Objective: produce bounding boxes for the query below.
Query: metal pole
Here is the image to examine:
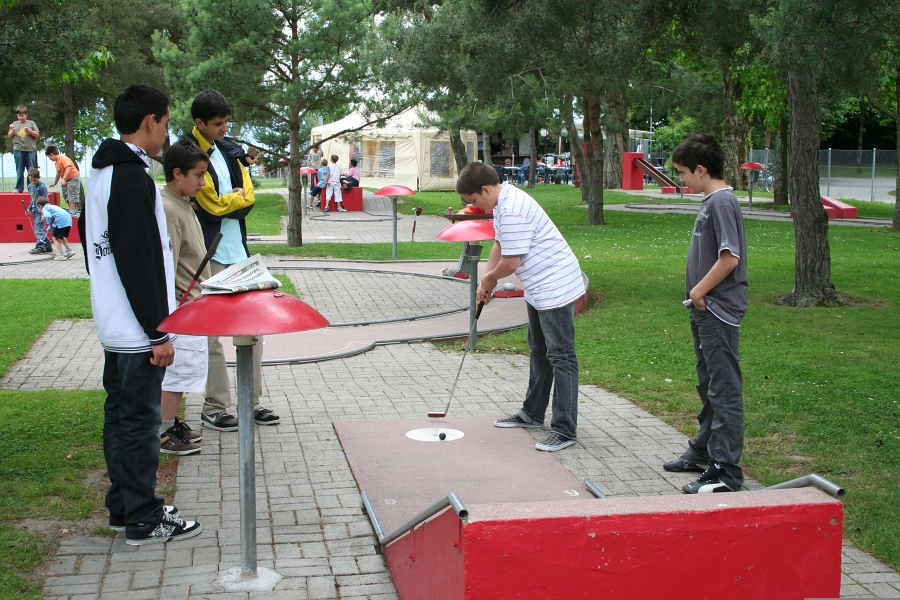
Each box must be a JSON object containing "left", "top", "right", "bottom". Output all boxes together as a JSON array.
[
  {"left": 827, "top": 148, "right": 832, "bottom": 197},
  {"left": 871, "top": 148, "right": 876, "bottom": 202},
  {"left": 391, "top": 197, "right": 398, "bottom": 258},
  {"left": 467, "top": 243, "right": 481, "bottom": 350},
  {"left": 234, "top": 337, "right": 258, "bottom": 577},
  {"left": 748, "top": 178, "right": 753, "bottom": 210}
]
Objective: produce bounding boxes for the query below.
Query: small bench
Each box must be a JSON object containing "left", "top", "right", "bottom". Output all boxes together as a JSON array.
[{"left": 821, "top": 196, "right": 858, "bottom": 219}]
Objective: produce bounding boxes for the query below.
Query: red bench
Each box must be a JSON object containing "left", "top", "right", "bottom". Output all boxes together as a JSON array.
[
  {"left": 323, "top": 186, "right": 363, "bottom": 211},
  {"left": 821, "top": 196, "right": 858, "bottom": 219}
]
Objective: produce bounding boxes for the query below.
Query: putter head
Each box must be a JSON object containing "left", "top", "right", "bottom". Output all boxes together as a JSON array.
[{"left": 427, "top": 411, "right": 446, "bottom": 418}]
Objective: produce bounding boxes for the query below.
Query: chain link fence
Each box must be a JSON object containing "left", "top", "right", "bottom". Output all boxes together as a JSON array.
[{"left": 749, "top": 148, "right": 898, "bottom": 203}]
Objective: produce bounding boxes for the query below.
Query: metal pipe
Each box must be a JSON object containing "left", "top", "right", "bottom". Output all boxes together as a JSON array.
[
  {"left": 391, "top": 197, "right": 398, "bottom": 258},
  {"left": 584, "top": 480, "right": 606, "bottom": 499},
  {"left": 235, "top": 338, "right": 258, "bottom": 576},
  {"left": 765, "top": 474, "right": 845, "bottom": 499},
  {"left": 467, "top": 244, "right": 481, "bottom": 350},
  {"left": 362, "top": 491, "right": 468, "bottom": 547},
  {"left": 871, "top": 148, "right": 876, "bottom": 202},
  {"left": 827, "top": 148, "right": 832, "bottom": 197}
]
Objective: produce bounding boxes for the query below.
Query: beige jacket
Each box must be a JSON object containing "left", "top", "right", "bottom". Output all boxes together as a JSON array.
[{"left": 161, "top": 186, "right": 211, "bottom": 302}]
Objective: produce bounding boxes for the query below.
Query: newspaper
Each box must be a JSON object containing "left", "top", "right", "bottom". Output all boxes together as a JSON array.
[{"left": 200, "top": 254, "right": 281, "bottom": 295}]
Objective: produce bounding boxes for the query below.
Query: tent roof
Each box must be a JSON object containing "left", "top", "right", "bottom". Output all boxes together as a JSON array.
[{"left": 312, "top": 106, "right": 455, "bottom": 137}]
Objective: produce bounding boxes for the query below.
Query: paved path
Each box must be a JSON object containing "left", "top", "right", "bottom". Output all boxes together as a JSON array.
[{"left": 1, "top": 188, "right": 897, "bottom": 598}]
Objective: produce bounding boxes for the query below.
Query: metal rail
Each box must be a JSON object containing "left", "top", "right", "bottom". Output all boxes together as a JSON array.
[
  {"left": 765, "top": 474, "right": 846, "bottom": 499},
  {"left": 361, "top": 491, "right": 468, "bottom": 548}
]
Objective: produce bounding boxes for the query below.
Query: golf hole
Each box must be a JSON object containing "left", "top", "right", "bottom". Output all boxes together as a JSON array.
[{"left": 406, "top": 428, "right": 464, "bottom": 442}]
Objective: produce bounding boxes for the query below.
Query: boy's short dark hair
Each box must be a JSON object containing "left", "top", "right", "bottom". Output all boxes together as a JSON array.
[
  {"left": 456, "top": 162, "right": 499, "bottom": 194},
  {"left": 349, "top": 158, "right": 358, "bottom": 167},
  {"left": 330, "top": 154, "right": 339, "bottom": 162},
  {"left": 36, "top": 197, "right": 49, "bottom": 207},
  {"left": 671, "top": 133, "right": 724, "bottom": 180},
  {"left": 114, "top": 85, "right": 169, "bottom": 135},
  {"left": 320, "top": 158, "right": 328, "bottom": 166},
  {"left": 191, "top": 89, "right": 231, "bottom": 123},
  {"left": 164, "top": 139, "right": 209, "bottom": 182},
  {"left": 45, "top": 146, "right": 59, "bottom": 156},
  {"left": 27, "top": 167, "right": 40, "bottom": 178}
]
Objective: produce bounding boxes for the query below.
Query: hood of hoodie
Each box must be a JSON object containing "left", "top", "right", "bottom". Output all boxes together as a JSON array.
[{"left": 92, "top": 138, "right": 148, "bottom": 170}]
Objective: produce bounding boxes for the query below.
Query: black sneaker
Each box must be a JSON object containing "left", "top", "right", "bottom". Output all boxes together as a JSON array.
[
  {"left": 254, "top": 406, "right": 280, "bottom": 425},
  {"left": 201, "top": 411, "right": 238, "bottom": 432},
  {"left": 173, "top": 416, "right": 201, "bottom": 442},
  {"left": 160, "top": 428, "right": 201, "bottom": 455},
  {"left": 535, "top": 432, "right": 575, "bottom": 452},
  {"left": 125, "top": 512, "right": 202, "bottom": 545},
  {"left": 494, "top": 414, "right": 542, "bottom": 429},
  {"left": 682, "top": 463, "right": 737, "bottom": 494},
  {"left": 663, "top": 456, "right": 708, "bottom": 473},
  {"left": 110, "top": 505, "right": 179, "bottom": 532}
]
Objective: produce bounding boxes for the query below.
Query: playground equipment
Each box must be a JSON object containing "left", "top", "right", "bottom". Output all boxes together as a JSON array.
[{"left": 621, "top": 152, "right": 689, "bottom": 193}]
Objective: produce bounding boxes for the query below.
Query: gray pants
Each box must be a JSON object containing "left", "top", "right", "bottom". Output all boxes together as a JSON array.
[
  {"left": 202, "top": 259, "right": 263, "bottom": 417},
  {"left": 687, "top": 308, "right": 744, "bottom": 489},
  {"left": 63, "top": 177, "right": 81, "bottom": 211}
]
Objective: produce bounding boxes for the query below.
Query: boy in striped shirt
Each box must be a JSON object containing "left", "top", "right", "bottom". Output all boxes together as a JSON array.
[{"left": 458, "top": 162, "right": 585, "bottom": 452}]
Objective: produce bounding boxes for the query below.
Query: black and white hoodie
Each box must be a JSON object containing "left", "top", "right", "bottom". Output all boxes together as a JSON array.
[{"left": 80, "top": 138, "right": 175, "bottom": 353}]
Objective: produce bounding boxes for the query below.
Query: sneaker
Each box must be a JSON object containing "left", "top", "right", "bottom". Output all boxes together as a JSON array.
[
  {"left": 28, "top": 247, "right": 42, "bottom": 254},
  {"left": 663, "top": 456, "right": 708, "bottom": 473},
  {"left": 337, "top": 206, "right": 347, "bottom": 212},
  {"left": 682, "top": 463, "right": 737, "bottom": 494},
  {"left": 64, "top": 249, "right": 76, "bottom": 258},
  {"left": 535, "top": 432, "right": 575, "bottom": 452},
  {"left": 53, "top": 255, "right": 67, "bottom": 261},
  {"left": 125, "top": 512, "right": 202, "bottom": 545},
  {"left": 110, "top": 505, "right": 179, "bottom": 532},
  {"left": 160, "top": 428, "right": 201, "bottom": 455},
  {"left": 494, "top": 414, "right": 542, "bottom": 429},
  {"left": 201, "top": 411, "right": 238, "bottom": 432},
  {"left": 254, "top": 406, "right": 280, "bottom": 425},
  {"left": 323, "top": 205, "right": 330, "bottom": 212},
  {"left": 173, "top": 416, "right": 201, "bottom": 442}
]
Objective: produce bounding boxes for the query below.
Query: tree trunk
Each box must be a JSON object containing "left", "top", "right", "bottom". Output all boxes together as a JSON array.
[
  {"left": 286, "top": 113, "right": 304, "bottom": 247},
  {"left": 856, "top": 98, "right": 865, "bottom": 173},
  {"left": 449, "top": 129, "right": 467, "bottom": 173},
  {"left": 62, "top": 81, "right": 76, "bottom": 159},
  {"left": 585, "top": 93, "right": 605, "bottom": 225},
  {"left": 603, "top": 90, "right": 628, "bottom": 189},
  {"left": 773, "top": 116, "right": 789, "bottom": 206},
  {"left": 482, "top": 132, "right": 491, "bottom": 164},
  {"left": 564, "top": 94, "right": 584, "bottom": 192},
  {"left": 528, "top": 125, "right": 537, "bottom": 188},
  {"left": 723, "top": 72, "right": 749, "bottom": 191},
  {"left": 782, "top": 66, "right": 838, "bottom": 307},
  {"left": 894, "top": 72, "right": 900, "bottom": 231}
]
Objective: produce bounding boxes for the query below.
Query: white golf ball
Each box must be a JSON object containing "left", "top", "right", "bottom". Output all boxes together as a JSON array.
[{"left": 504, "top": 282, "right": 516, "bottom": 291}]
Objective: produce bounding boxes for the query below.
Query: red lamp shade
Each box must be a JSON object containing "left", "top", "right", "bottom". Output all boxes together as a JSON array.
[
  {"left": 739, "top": 162, "right": 764, "bottom": 170},
  {"left": 437, "top": 219, "right": 496, "bottom": 242},
  {"left": 375, "top": 184, "right": 416, "bottom": 196},
  {"left": 159, "top": 290, "right": 330, "bottom": 337},
  {"left": 299, "top": 166, "right": 317, "bottom": 174}
]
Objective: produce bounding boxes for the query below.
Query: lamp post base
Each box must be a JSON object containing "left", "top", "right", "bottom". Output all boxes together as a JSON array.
[{"left": 219, "top": 566, "right": 283, "bottom": 592}]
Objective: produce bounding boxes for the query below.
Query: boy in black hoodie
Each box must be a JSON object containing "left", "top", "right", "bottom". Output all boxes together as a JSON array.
[{"left": 81, "top": 85, "right": 202, "bottom": 545}]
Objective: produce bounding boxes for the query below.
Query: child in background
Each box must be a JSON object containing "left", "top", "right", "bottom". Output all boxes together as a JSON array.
[
  {"left": 37, "top": 197, "right": 75, "bottom": 260},
  {"left": 310, "top": 158, "right": 329, "bottom": 208},
  {"left": 26, "top": 168, "right": 52, "bottom": 254},
  {"left": 324, "top": 154, "right": 344, "bottom": 212},
  {"left": 341, "top": 158, "right": 360, "bottom": 191},
  {"left": 46, "top": 146, "right": 81, "bottom": 213}
]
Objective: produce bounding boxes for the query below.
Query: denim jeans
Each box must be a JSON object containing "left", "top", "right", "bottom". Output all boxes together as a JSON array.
[
  {"left": 688, "top": 308, "right": 744, "bottom": 489},
  {"left": 31, "top": 213, "right": 51, "bottom": 250},
  {"left": 102, "top": 350, "right": 165, "bottom": 535},
  {"left": 518, "top": 301, "right": 579, "bottom": 440},
  {"left": 14, "top": 150, "right": 37, "bottom": 192}
]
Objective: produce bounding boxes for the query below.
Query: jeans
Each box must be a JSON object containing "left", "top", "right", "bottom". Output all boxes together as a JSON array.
[
  {"left": 102, "top": 350, "right": 165, "bottom": 535},
  {"left": 687, "top": 308, "right": 744, "bottom": 489},
  {"left": 519, "top": 301, "right": 579, "bottom": 440},
  {"left": 31, "top": 213, "right": 51, "bottom": 250},
  {"left": 14, "top": 150, "right": 37, "bottom": 192}
]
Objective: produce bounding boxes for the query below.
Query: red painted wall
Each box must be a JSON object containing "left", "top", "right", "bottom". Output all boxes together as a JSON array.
[{"left": 621, "top": 152, "right": 646, "bottom": 190}]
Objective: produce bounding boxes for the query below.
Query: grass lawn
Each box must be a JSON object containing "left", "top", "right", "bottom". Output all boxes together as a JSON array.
[{"left": 245, "top": 192, "right": 288, "bottom": 236}]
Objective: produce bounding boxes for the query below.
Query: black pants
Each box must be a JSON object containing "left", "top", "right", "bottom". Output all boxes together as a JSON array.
[{"left": 102, "top": 350, "right": 165, "bottom": 535}]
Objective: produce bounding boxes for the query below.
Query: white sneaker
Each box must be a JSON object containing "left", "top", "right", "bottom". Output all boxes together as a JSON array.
[
  {"left": 64, "top": 249, "right": 76, "bottom": 258},
  {"left": 337, "top": 206, "right": 347, "bottom": 212},
  {"left": 53, "top": 255, "right": 67, "bottom": 261}
]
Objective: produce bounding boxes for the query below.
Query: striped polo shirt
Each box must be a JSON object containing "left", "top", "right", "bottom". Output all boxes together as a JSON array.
[{"left": 494, "top": 184, "right": 584, "bottom": 310}]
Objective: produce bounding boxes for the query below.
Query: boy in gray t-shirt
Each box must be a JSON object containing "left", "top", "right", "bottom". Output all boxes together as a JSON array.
[{"left": 665, "top": 134, "right": 749, "bottom": 494}]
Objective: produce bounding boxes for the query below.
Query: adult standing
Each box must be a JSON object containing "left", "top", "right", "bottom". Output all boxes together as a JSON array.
[{"left": 7, "top": 106, "right": 40, "bottom": 192}]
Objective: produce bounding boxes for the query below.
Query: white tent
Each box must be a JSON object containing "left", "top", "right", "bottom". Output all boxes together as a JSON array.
[{"left": 310, "top": 107, "right": 478, "bottom": 191}]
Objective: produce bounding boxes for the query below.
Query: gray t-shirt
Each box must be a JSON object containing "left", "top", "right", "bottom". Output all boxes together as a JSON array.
[
  {"left": 10, "top": 119, "right": 39, "bottom": 152},
  {"left": 685, "top": 187, "right": 748, "bottom": 326}
]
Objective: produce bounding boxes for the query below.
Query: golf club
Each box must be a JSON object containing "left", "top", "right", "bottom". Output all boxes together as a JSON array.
[
  {"left": 179, "top": 232, "right": 223, "bottom": 306},
  {"left": 428, "top": 301, "right": 484, "bottom": 418},
  {"left": 411, "top": 206, "right": 422, "bottom": 241}
]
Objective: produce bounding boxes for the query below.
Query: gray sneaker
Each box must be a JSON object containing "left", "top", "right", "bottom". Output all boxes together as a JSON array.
[
  {"left": 494, "top": 414, "right": 542, "bottom": 428},
  {"left": 535, "top": 432, "right": 575, "bottom": 452},
  {"left": 160, "top": 427, "right": 201, "bottom": 455},
  {"left": 201, "top": 411, "right": 238, "bottom": 432}
]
